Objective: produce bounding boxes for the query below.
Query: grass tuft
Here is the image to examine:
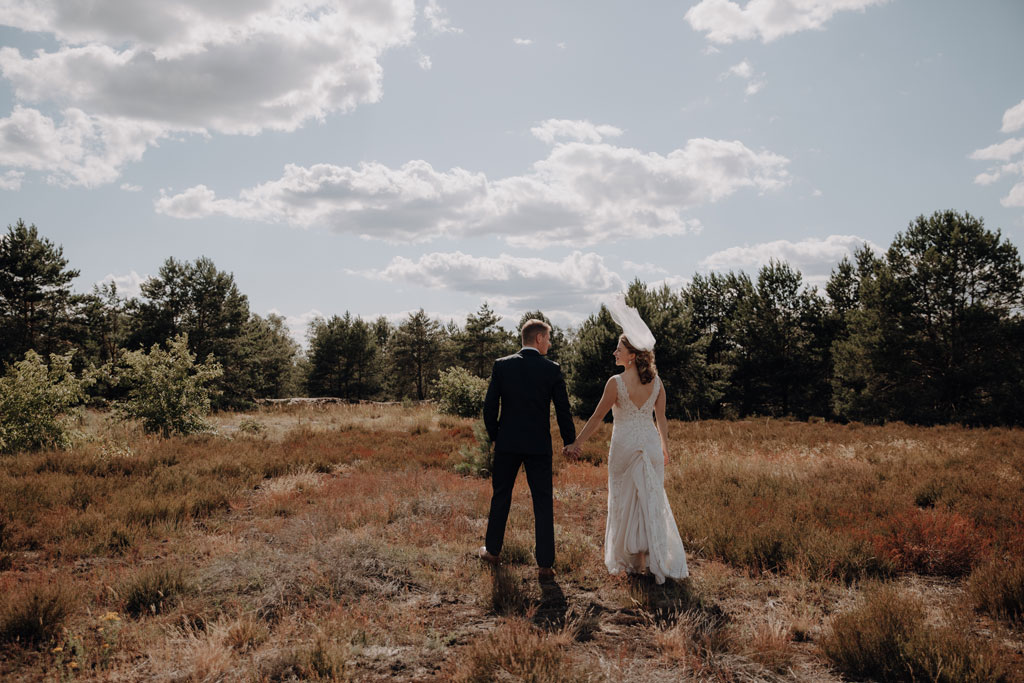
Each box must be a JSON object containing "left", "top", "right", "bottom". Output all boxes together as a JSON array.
[
  {"left": 122, "top": 565, "right": 190, "bottom": 616},
  {"left": 453, "top": 617, "right": 581, "bottom": 683},
  {"left": 968, "top": 557, "right": 1024, "bottom": 625},
  {"left": 821, "top": 585, "right": 1009, "bottom": 682},
  {"left": 0, "top": 582, "right": 75, "bottom": 647}
]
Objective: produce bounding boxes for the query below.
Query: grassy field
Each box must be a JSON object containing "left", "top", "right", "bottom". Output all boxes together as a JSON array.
[{"left": 1, "top": 404, "right": 1023, "bottom": 681}]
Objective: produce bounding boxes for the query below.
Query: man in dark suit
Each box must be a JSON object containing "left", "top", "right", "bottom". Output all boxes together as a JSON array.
[{"left": 479, "top": 319, "right": 576, "bottom": 578}]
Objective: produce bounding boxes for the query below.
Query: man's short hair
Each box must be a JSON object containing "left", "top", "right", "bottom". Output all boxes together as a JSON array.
[{"left": 521, "top": 319, "right": 552, "bottom": 345}]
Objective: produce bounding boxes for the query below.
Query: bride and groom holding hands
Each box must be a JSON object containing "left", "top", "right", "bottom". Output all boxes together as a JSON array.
[{"left": 478, "top": 296, "right": 689, "bottom": 584}]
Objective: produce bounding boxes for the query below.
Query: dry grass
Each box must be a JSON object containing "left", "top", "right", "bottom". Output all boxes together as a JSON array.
[
  {"left": 821, "top": 584, "right": 1011, "bottom": 682},
  {"left": 0, "top": 406, "right": 1022, "bottom": 680},
  {"left": 969, "top": 558, "right": 1024, "bottom": 625}
]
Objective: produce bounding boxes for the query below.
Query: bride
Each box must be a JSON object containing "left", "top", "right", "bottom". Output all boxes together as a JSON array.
[{"left": 566, "top": 295, "right": 688, "bottom": 584}]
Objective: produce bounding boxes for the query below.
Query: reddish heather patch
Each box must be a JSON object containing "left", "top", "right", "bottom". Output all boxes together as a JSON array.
[{"left": 872, "top": 508, "right": 991, "bottom": 577}]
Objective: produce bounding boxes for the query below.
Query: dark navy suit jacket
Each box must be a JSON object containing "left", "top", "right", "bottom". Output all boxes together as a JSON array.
[{"left": 483, "top": 348, "right": 576, "bottom": 456}]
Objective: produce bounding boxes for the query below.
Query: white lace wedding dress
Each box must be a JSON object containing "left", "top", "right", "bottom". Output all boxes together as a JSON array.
[{"left": 605, "top": 374, "right": 689, "bottom": 584}]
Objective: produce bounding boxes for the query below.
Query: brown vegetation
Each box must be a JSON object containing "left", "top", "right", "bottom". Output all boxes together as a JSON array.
[{"left": 1, "top": 404, "right": 1022, "bottom": 680}]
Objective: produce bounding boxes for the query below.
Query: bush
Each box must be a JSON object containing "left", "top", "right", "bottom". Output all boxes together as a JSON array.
[
  {"left": 114, "top": 334, "right": 223, "bottom": 438},
  {"left": 871, "top": 508, "right": 987, "bottom": 577},
  {"left": 454, "top": 420, "right": 493, "bottom": 477},
  {"left": 0, "top": 351, "right": 86, "bottom": 454},
  {"left": 969, "top": 558, "right": 1024, "bottom": 625},
  {"left": 435, "top": 366, "right": 488, "bottom": 418},
  {"left": 0, "top": 582, "right": 75, "bottom": 647},
  {"left": 821, "top": 585, "right": 1008, "bottom": 682}
]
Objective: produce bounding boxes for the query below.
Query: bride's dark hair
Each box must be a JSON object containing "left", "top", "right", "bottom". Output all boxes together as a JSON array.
[{"left": 620, "top": 334, "right": 656, "bottom": 385}]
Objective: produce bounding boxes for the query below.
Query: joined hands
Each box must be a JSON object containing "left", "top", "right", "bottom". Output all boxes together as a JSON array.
[{"left": 562, "top": 442, "right": 583, "bottom": 460}]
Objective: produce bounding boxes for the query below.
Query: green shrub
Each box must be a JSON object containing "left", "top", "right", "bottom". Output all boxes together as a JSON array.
[
  {"left": 821, "top": 585, "right": 1008, "bottom": 682},
  {"left": 114, "top": 334, "right": 223, "bottom": 438},
  {"left": 0, "top": 351, "right": 87, "bottom": 454},
  {"left": 454, "top": 420, "right": 493, "bottom": 477},
  {"left": 435, "top": 366, "right": 488, "bottom": 418}
]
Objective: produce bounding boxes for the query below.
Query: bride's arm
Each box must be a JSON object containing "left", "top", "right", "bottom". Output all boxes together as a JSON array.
[
  {"left": 654, "top": 382, "right": 670, "bottom": 464},
  {"left": 569, "top": 378, "right": 617, "bottom": 452}
]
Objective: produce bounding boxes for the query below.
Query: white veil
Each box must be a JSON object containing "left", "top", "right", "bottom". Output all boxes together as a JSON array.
[{"left": 605, "top": 293, "right": 655, "bottom": 351}]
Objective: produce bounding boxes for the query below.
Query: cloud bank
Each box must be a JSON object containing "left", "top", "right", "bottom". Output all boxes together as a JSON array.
[
  {"left": 156, "top": 123, "right": 791, "bottom": 247},
  {"left": 686, "top": 0, "right": 889, "bottom": 44},
  {"left": 971, "top": 98, "right": 1024, "bottom": 208},
  {"left": 0, "top": 0, "right": 417, "bottom": 185},
  {"left": 700, "top": 234, "right": 880, "bottom": 286}
]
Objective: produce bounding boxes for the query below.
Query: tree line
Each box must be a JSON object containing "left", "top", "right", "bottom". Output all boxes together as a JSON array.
[{"left": 2, "top": 209, "right": 1022, "bottom": 426}]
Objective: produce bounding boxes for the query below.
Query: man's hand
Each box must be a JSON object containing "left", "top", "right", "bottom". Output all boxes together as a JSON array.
[{"left": 563, "top": 443, "right": 582, "bottom": 460}]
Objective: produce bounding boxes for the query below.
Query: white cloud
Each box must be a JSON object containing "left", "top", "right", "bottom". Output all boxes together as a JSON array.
[
  {"left": 727, "top": 60, "right": 753, "bottom": 79},
  {"left": 700, "top": 234, "right": 880, "bottom": 286},
  {"left": 120, "top": 182, "right": 142, "bottom": 192},
  {"left": 350, "top": 250, "right": 625, "bottom": 311},
  {"left": 0, "top": 106, "right": 165, "bottom": 187},
  {"left": 1003, "top": 181, "right": 1024, "bottom": 208},
  {"left": 970, "top": 137, "right": 1024, "bottom": 162},
  {"left": 1001, "top": 99, "right": 1024, "bottom": 133},
  {"left": 530, "top": 119, "right": 624, "bottom": 144},
  {"left": 418, "top": 53, "right": 433, "bottom": 70},
  {"left": 557, "top": 42, "right": 567, "bottom": 49},
  {"left": 0, "top": 170, "right": 24, "bottom": 190},
  {"left": 622, "top": 261, "right": 670, "bottom": 276},
  {"left": 0, "top": 0, "right": 416, "bottom": 185},
  {"left": 423, "top": 0, "right": 462, "bottom": 34},
  {"left": 267, "top": 307, "right": 325, "bottom": 346},
  {"left": 155, "top": 131, "right": 790, "bottom": 247},
  {"left": 686, "top": 0, "right": 890, "bottom": 44},
  {"left": 513, "top": 37, "right": 533, "bottom": 45},
  {"left": 972, "top": 100, "right": 1024, "bottom": 209},
  {"left": 96, "top": 270, "right": 147, "bottom": 298},
  {"left": 722, "top": 59, "right": 766, "bottom": 96},
  {"left": 745, "top": 79, "right": 766, "bottom": 96}
]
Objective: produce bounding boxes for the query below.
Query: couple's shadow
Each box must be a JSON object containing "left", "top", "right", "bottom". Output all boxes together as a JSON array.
[{"left": 488, "top": 565, "right": 568, "bottom": 624}]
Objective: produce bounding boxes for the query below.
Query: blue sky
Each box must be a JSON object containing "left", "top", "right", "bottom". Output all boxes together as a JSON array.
[{"left": 1, "top": 0, "right": 1022, "bottom": 343}]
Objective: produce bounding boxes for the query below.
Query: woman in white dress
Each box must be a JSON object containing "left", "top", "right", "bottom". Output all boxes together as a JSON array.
[{"left": 567, "top": 298, "right": 688, "bottom": 584}]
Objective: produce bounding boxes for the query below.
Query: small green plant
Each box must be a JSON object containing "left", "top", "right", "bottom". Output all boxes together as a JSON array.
[
  {"left": 435, "top": 366, "right": 488, "bottom": 418},
  {"left": 0, "top": 350, "right": 87, "bottom": 454},
  {"left": 237, "top": 417, "right": 266, "bottom": 435},
  {"left": 113, "top": 334, "right": 223, "bottom": 438},
  {"left": 454, "top": 419, "right": 493, "bottom": 477}
]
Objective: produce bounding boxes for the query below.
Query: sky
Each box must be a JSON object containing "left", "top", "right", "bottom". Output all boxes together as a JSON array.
[{"left": 1, "top": 0, "right": 1022, "bottom": 344}]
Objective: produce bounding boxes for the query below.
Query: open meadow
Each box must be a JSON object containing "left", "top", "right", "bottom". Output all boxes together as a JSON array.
[{"left": 1, "top": 404, "right": 1023, "bottom": 681}]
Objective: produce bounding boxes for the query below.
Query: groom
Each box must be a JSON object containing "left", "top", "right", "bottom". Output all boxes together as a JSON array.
[{"left": 479, "top": 319, "right": 576, "bottom": 578}]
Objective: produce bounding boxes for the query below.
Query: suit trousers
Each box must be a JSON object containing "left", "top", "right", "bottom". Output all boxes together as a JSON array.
[{"left": 484, "top": 451, "right": 554, "bottom": 568}]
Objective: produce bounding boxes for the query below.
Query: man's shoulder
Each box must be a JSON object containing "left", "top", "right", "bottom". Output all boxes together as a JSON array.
[{"left": 495, "top": 352, "right": 523, "bottom": 364}]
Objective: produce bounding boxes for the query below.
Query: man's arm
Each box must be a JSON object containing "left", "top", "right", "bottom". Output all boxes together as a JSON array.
[
  {"left": 483, "top": 361, "right": 501, "bottom": 444},
  {"left": 551, "top": 365, "right": 576, "bottom": 447}
]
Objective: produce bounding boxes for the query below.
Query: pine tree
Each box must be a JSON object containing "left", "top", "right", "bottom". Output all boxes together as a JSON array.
[
  {"left": 0, "top": 220, "right": 81, "bottom": 365},
  {"left": 388, "top": 309, "right": 444, "bottom": 400}
]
